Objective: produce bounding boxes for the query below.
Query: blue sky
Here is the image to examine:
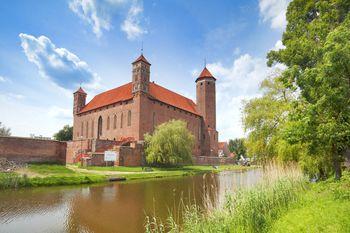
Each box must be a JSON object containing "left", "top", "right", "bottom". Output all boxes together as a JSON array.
[{"left": 0, "top": 0, "right": 289, "bottom": 141}]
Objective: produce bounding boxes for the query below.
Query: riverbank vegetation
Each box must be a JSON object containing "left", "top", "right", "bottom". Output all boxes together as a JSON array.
[
  {"left": 0, "top": 164, "right": 252, "bottom": 189},
  {"left": 242, "top": 0, "right": 350, "bottom": 180},
  {"left": 145, "top": 164, "right": 350, "bottom": 233}
]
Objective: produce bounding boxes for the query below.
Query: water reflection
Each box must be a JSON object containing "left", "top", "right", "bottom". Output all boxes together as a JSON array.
[{"left": 0, "top": 169, "right": 261, "bottom": 233}]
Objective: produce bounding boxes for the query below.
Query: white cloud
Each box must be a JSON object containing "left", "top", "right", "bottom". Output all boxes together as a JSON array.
[
  {"left": 207, "top": 54, "right": 283, "bottom": 141},
  {"left": 69, "top": 0, "right": 146, "bottom": 40},
  {"left": 259, "top": 0, "right": 290, "bottom": 29},
  {"left": 48, "top": 106, "right": 72, "bottom": 119},
  {"left": 19, "top": 33, "right": 101, "bottom": 91},
  {"left": 121, "top": 2, "right": 146, "bottom": 40},
  {"left": 0, "top": 76, "right": 6, "bottom": 82},
  {"left": 272, "top": 40, "right": 285, "bottom": 51}
]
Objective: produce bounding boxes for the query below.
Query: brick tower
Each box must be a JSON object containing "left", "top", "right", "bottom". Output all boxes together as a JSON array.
[
  {"left": 73, "top": 87, "right": 87, "bottom": 115},
  {"left": 132, "top": 54, "right": 151, "bottom": 94},
  {"left": 196, "top": 67, "right": 218, "bottom": 156}
]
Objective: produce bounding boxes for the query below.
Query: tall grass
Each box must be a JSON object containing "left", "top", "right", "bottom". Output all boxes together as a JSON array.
[{"left": 145, "top": 162, "right": 307, "bottom": 233}]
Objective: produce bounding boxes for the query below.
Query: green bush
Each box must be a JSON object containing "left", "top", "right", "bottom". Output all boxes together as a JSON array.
[{"left": 145, "top": 120, "right": 194, "bottom": 167}]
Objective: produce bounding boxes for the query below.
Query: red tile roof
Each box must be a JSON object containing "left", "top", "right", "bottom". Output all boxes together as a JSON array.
[
  {"left": 196, "top": 67, "right": 216, "bottom": 82},
  {"left": 79, "top": 83, "right": 133, "bottom": 113},
  {"left": 149, "top": 82, "right": 199, "bottom": 115},
  {"left": 79, "top": 82, "right": 200, "bottom": 116},
  {"left": 132, "top": 54, "right": 151, "bottom": 65}
]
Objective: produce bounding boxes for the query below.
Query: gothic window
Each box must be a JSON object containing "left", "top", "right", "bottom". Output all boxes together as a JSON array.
[
  {"left": 97, "top": 116, "right": 102, "bottom": 139},
  {"left": 120, "top": 113, "right": 123, "bottom": 128},
  {"left": 91, "top": 120, "right": 94, "bottom": 138},
  {"left": 81, "top": 122, "right": 84, "bottom": 138},
  {"left": 107, "top": 116, "right": 110, "bottom": 130},
  {"left": 127, "top": 110, "right": 131, "bottom": 126},
  {"left": 113, "top": 115, "right": 117, "bottom": 129},
  {"left": 152, "top": 112, "right": 156, "bottom": 132},
  {"left": 86, "top": 121, "right": 89, "bottom": 138}
]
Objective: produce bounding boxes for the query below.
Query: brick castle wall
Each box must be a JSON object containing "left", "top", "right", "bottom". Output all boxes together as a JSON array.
[{"left": 0, "top": 136, "right": 66, "bottom": 164}]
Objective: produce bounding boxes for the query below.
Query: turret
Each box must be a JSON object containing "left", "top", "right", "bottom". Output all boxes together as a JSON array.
[
  {"left": 132, "top": 54, "right": 151, "bottom": 94},
  {"left": 196, "top": 67, "right": 216, "bottom": 129},
  {"left": 73, "top": 87, "right": 86, "bottom": 115}
]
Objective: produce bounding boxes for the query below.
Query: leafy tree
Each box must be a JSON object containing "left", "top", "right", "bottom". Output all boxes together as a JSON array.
[
  {"left": 53, "top": 125, "right": 73, "bottom": 141},
  {"left": 144, "top": 120, "right": 194, "bottom": 167},
  {"left": 267, "top": 0, "right": 350, "bottom": 179},
  {"left": 228, "top": 138, "right": 247, "bottom": 159},
  {"left": 0, "top": 122, "right": 11, "bottom": 136}
]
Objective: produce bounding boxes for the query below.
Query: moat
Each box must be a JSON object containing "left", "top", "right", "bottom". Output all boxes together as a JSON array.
[{"left": 0, "top": 169, "right": 261, "bottom": 233}]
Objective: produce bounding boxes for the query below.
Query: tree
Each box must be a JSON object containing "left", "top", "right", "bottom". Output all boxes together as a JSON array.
[
  {"left": 53, "top": 125, "right": 73, "bottom": 141},
  {"left": 228, "top": 138, "right": 247, "bottom": 159},
  {"left": 144, "top": 120, "right": 194, "bottom": 167},
  {"left": 267, "top": 0, "right": 350, "bottom": 179},
  {"left": 0, "top": 122, "right": 11, "bottom": 137}
]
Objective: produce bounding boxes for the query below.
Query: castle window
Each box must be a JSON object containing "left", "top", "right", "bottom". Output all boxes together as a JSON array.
[
  {"left": 120, "top": 113, "right": 123, "bottom": 128},
  {"left": 207, "top": 82, "right": 210, "bottom": 85},
  {"left": 86, "top": 121, "right": 89, "bottom": 138},
  {"left": 201, "top": 83, "right": 203, "bottom": 86},
  {"left": 128, "top": 110, "right": 131, "bottom": 126},
  {"left": 113, "top": 115, "right": 117, "bottom": 129},
  {"left": 97, "top": 116, "right": 102, "bottom": 139},
  {"left": 91, "top": 120, "right": 94, "bottom": 138},
  {"left": 152, "top": 112, "right": 156, "bottom": 132},
  {"left": 81, "top": 122, "right": 84, "bottom": 138},
  {"left": 107, "top": 116, "right": 110, "bottom": 130}
]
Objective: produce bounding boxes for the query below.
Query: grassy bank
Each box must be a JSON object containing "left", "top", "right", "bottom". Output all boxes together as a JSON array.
[
  {"left": 0, "top": 164, "right": 252, "bottom": 189},
  {"left": 145, "top": 165, "right": 350, "bottom": 233}
]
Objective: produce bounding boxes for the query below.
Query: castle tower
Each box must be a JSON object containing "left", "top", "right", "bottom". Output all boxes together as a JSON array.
[
  {"left": 196, "top": 67, "right": 216, "bottom": 129},
  {"left": 132, "top": 54, "right": 151, "bottom": 94},
  {"left": 73, "top": 87, "right": 87, "bottom": 115},
  {"left": 196, "top": 67, "right": 218, "bottom": 156}
]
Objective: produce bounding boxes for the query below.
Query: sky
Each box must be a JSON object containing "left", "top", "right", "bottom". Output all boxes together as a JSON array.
[{"left": 0, "top": 0, "right": 289, "bottom": 141}]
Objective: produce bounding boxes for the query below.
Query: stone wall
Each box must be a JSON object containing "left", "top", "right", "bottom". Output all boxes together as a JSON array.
[
  {"left": 193, "top": 156, "right": 235, "bottom": 166},
  {"left": 0, "top": 136, "right": 66, "bottom": 164}
]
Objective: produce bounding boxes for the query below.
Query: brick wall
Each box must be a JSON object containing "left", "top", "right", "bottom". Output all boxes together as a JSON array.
[{"left": 0, "top": 136, "right": 66, "bottom": 164}]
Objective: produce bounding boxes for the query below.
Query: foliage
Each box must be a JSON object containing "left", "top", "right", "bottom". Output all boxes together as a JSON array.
[
  {"left": 0, "top": 122, "right": 11, "bottom": 137},
  {"left": 53, "top": 125, "right": 73, "bottom": 141},
  {"left": 144, "top": 120, "right": 194, "bottom": 167},
  {"left": 244, "top": 0, "right": 350, "bottom": 179},
  {"left": 228, "top": 138, "right": 247, "bottom": 158}
]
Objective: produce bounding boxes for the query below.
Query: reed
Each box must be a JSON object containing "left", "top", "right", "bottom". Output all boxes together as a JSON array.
[{"left": 145, "top": 162, "right": 307, "bottom": 233}]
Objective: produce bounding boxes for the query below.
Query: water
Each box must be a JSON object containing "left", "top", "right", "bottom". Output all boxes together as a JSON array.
[{"left": 0, "top": 169, "right": 261, "bottom": 233}]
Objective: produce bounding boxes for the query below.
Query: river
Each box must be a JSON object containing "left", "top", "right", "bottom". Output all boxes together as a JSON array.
[{"left": 0, "top": 169, "right": 262, "bottom": 233}]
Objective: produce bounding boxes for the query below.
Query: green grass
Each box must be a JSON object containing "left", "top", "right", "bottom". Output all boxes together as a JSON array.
[
  {"left": 28, "top": 164, "right": 75, "bottom": 174},
  {"left": 0, "top": 164, "right": 252, "bottom": 189},
  {"left": 270, "top": 171, "right": 350, "bottom": 233}
]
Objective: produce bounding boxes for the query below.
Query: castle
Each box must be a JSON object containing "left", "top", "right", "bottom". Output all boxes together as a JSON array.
[{"left": 72, "top": 54, "right": 218, "bottom": 158}]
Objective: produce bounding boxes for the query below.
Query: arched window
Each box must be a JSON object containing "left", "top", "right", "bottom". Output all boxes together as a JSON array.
[
  {"left": 113, "top": 115, "right": 117, "bottom": 129},
  {"left": 127, "top": 110, "right": 131, "bottom": 126},
  {"left": 91, "top": 120, "right": 94, "bottom": 138},
  {"left": 107, "top": 116, "right": 110, "bottom": 130},
  {"left": 86, "top": 121, "right": 89, "bottom": 138},
  {"left": 120, "top": 113, "right": 123, "bottom": 128},
  {"left": 97, "top": 116, "right": 103, "bottom": 139},
  {"left": 81, "top": 122, "right": 84, "bottom": 138},
  {"left": 152, "top": 112, "right": 156, "bottom": 132}
]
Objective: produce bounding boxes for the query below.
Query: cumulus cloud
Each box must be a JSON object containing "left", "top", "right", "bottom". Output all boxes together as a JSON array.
[
  {"left": 19, "top": 33, "right": 101, "bottom": 90},
  {"left": 121, "top": 2, "right": 146, "bottom": 40},
  {"left": 206, "top": 54, "right": 284, "bottom": 141},
  {"left": 0, "top": 76, "right": 6, "bottom": 82},
  {"left": 69, "top": 0, "right": 146, "bottom": 40},
  {"left": 259, "top": 0, "right": 290, "bottom": 29},
  {"left": 272, "top": 40, "right": 286, "bottom": 51}
]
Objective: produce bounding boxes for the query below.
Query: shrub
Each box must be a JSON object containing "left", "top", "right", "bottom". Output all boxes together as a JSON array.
[{"left": 145, "top": 120, "right": 194, "bottom": 167}]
